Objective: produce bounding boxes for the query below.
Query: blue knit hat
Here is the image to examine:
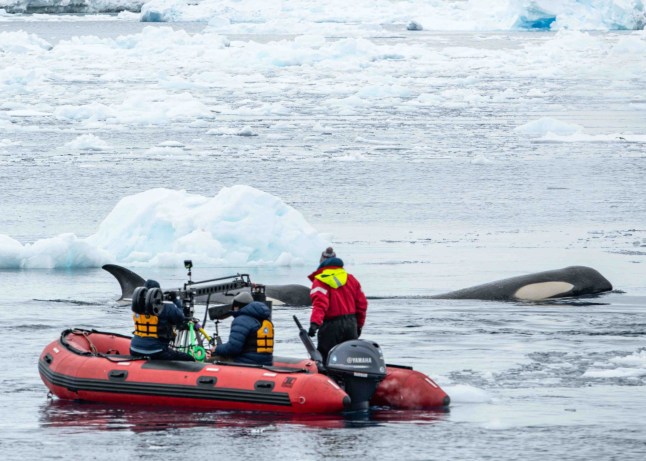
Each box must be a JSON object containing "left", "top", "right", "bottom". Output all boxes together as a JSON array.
[{"left": 144, "top": 279, "right": 161, "bottom": 289}]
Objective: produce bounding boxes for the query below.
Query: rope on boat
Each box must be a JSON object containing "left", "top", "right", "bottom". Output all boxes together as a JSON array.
[
  {"left": 78, "top": 329, "right": 98, "bottom": 355},
  {"left": 61, "top": 328, "right": 148, "bottom": 362}
]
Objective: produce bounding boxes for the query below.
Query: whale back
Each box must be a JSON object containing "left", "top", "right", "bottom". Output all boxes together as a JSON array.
[{"left": 432, "top": 266, "right": 612, "bottom": 301}]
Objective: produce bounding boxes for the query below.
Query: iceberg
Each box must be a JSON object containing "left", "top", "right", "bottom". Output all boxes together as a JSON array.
[
  {"left": 0, "top": 186, "right": 329, "bottom": 269},
  {"left": 1, "top": 0, "right": 644, "bottom": 31},
  {"left": 0, "top": 0, "right": 142, "bottom": 14}
]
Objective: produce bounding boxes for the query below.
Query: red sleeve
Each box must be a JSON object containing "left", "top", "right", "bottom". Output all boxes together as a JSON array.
[
  {"left": 309, "top": 279, "right": 330, "bottom": 326},
  {"left": 351, "top": 276, "right": 368, "bottom": 328}
]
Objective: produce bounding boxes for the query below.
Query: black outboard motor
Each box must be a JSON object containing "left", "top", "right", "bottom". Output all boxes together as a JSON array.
[{"left": 325, "top": 340, "right": 387, "bottom": 412}]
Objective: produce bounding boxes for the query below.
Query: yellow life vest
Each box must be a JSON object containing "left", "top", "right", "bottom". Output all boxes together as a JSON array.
[
  {"left": 244, "top": 319, "right": 274, "bottom": 354},
  {"left": 314, "top": 267, "right": 348, "bottom": 289},
  {"left": 133, "top": 313, "right": 173, "bottom": 340}
]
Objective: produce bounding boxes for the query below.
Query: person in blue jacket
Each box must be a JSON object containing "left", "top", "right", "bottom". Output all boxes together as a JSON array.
[
  {"left": 130, "top": 279, "right": 195, "bottom": 361},
  {"left": 212, "top": 292, "right": 274, "bottom": 366}
]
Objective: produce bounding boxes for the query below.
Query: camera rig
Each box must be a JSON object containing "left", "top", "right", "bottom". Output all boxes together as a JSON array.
[
  {"left": 179, "top": 273, "right": 252, "bottom": 318},
  {"left": 171, "top": 260, "right": 270, "bottom": 360},
  {"left": 129, "top": 260, "right": 271, "bottom": 361},
  {"left": 174, "top": 259, "right": 270, "bottom": 319}
]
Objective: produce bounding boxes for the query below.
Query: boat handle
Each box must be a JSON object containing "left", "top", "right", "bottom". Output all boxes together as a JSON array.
[
  {"left": 197, "top": 376, "right": 217, "bottom": 386},
  {"left": 108, "top": 370, "right": 128, "bottom": 381},
  {"left": 254, "top": 380, "right": 275, "bottom": 392}
]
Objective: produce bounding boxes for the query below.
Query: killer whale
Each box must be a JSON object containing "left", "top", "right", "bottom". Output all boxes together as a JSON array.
[
  {"left": 103, "top": 264, "right": 612, "bottom": 306},
  {"left": 430, "top": 266, "right": 613, "bottom": 301}
]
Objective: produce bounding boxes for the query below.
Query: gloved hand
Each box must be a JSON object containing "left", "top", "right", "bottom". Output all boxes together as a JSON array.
[
  {"left": 308, "top": 323, "right": 319, "bottom": 337},
  {"left": 357, "top": 327, "right": 362, "bottom": 337}
]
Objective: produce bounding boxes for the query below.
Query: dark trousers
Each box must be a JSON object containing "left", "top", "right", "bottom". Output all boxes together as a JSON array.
[
  {"left": 317, "top": 315, "right": 358, "bottom": 364},
  {"left": 130, "top": 347, "right": 195, "bottom": 362}
]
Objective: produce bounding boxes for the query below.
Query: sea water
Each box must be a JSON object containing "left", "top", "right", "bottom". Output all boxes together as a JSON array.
[{"left": 1, "top": 16, "right": 645, "bottom": 461}]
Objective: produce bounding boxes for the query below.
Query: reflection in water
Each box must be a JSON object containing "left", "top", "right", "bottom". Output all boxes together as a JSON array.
[{"left": 40, "top": 400, "right": 449, "bottom": 433}]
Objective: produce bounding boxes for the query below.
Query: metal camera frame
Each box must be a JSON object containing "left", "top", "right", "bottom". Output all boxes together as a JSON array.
[{"left": 167, "top": 262, "right": 268, "bottom": 361}]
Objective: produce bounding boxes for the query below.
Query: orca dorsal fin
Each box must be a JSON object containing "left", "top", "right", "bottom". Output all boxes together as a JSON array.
[{"left": 102, "top": 264, "right": 146, "bottom": 302}]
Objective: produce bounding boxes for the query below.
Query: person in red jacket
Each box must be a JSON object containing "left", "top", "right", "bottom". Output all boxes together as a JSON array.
[{"left": 308, "top": 247, "right": 368, "bottom": 363}]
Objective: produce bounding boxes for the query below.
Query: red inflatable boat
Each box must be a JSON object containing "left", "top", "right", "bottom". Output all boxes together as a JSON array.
[{"left": 39, "top": 329, "right": 450, "bottom": 414}]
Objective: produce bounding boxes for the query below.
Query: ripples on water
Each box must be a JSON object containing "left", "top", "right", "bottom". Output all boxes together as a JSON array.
[{"left": 2, "top": 279, "right": 644, "bottom": 460}]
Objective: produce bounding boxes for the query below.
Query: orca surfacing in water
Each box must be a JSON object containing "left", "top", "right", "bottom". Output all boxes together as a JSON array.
[
  {"left": 430, "top": 266, "right": 612, "bottom": 301},
  {"left": 103, "top": 264, "right": 612, "bottom": 305}
]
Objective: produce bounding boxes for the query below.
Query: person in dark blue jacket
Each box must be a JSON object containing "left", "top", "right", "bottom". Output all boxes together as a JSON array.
[
  {"left": 130, "top": 279, "right": 195, "bottom": 361},
  {"left": 212, "top": 292, "right": 274, "bottom": 366}
]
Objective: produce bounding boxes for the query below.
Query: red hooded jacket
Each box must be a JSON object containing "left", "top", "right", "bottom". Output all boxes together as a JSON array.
[{"left": 308, "top": 265, "right": 368, "bottom": 328}]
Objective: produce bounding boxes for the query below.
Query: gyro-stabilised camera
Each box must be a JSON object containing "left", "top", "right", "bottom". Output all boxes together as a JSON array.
[{"left": 184, "top": 260, "right": 193, "bottom": 269}]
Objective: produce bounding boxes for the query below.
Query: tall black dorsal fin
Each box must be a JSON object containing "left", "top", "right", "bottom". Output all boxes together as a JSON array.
[{"left": 102, "top": 264, "right": 146, "bottom": 301}]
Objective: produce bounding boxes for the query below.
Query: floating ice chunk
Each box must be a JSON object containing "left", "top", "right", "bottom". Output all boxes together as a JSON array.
[
  {"left": 157, "top": 140, "right": 185, "bottom": 148},
  {"left": 141, "top": 0, "right": 182, "bottom": 23},
  {"left": 611, "top": 34, "right": 646, "bottom": 55},
  {"left": 0, "top": 30, "right": 52, "bottom": 53},
  {"left": 612, "top": 350, "right": 646, "bottom": 366},
  {"left": 237, "top": 126, "right": 257, "bottom": 136},
  {"left": 584, "top": 368, "right": 646, "bottom": 378},
  {"left": 471, "top": 155, "right": 493, "bottom": 165},
  {"left": 66, "top": 134, "right": 111, "bottom": 151},
  {"left": 583, "top": 350, "right": 646, "bottom": 378},
  {"left": 0, "top": 233, "right": 109, "bottom": 269},
  {"left": 514, "top": 117, "right": 583, "bottom": 136},
  {"left": 355, "top": 84, "right": 412, "bottom": 100},
  {"left": 407, "top": 20, "right": 424, "bottom": 31},
  {"left": 513, "top": 3, "right": 557, "bottom": 30},
  {"left": 0, "top": 138, "right": 20, "bottom": 149},
  {"left": 542, "top": 132, "right": 646, "bottom": 143},
  {"left": 0, "top": 235, "right": 22, "bottom": 268}
]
